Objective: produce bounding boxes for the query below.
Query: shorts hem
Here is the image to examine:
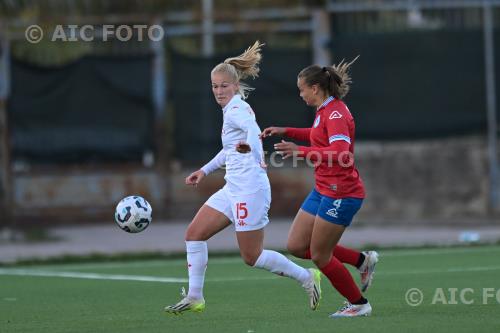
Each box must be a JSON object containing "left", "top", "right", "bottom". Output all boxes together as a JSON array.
[
  {"left": 235, "top": 220, "right": 269, "bottom": 232},
  {"left": 204, "top": 202, "right": 234, "bottom": 223},
  {"left": 317, "top": 213, "right": 352, "bottom": 227},
  {"left": 300, "top": 206, "right": 318, "bottom": 217}
]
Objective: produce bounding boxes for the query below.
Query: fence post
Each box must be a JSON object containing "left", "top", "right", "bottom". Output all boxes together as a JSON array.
[
  {"left": 312, "top": 9, "right": 331, "bottom": 66},
  {"left": 0, "top": 36, "right": 12, "bottom": 227},
  {"left": 150, "top": 25, "right": 170, "bottom": 217},
  {"left": 202, "top": 0, "right": 214, "bottom": 57},
  {"left": 483, "top": 2, "right": 499, "bottom": 212}
]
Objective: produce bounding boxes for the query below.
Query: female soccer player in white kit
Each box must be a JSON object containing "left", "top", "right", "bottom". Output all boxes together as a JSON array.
[{"left": 165, "top": 41, "right": 321, "bottom": 315}]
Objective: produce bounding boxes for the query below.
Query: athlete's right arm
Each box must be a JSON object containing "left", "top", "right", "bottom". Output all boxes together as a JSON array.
[
  {"left": 261, "top": 127, "right": 311, "bottom": 142},
  {"left": 283, "top": 127, "right": 311, "bottom": 142},
  {"left": 186, "top": 149, "right": 226, "bottom": 186},
  {"left": 260, "top": 126, "right": 286, "bottom": 138},
  {"left": 200, "top": 149, "right": 226, "bottom": 175}
]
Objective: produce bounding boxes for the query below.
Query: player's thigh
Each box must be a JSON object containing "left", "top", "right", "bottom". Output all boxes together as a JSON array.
[
  {"left": 231, "top": 189, "right": 269, "bottom": 265},
  {"left": 310, "top": 195, "right": 363, "bottom": 266},
  {"left": 286, "top": 209, "right": 316, "bottom": 257},
  {"left": 310, "top": 216, "right": 346, "bottom": 267},
  {"left": 236, "top": 228, "right": 264, "bottom": 266},
  {"left": 229, "top": 188, "right": 271, "bottom": 232},
  {"left": 287, "top": 189, "right": 322, "bottom": 256},
  {"left": 185, "top": 204, "right": 231, "bottom": 241}
]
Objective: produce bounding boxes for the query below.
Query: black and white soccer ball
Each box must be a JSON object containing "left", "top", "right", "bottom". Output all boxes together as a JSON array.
[{"left": 114, "top": 196, "right": 152, "bottom": 233}]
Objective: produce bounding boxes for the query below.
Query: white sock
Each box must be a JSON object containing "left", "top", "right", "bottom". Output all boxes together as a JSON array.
[
  {"left": 253, "top": 249, "right": 310, "bottom": 285},
  {"left": 186, "top": 241, "right": 208, "bottom": 300}
]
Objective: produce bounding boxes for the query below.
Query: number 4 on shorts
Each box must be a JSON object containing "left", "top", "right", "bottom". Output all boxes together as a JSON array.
[{"left": 333, "top": 199, "right": 342, "bottom": 209}]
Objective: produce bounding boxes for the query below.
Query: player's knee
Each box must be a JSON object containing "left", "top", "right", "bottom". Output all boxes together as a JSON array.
[
  {"left": 184, "top": 224, "right": 206, "bottom": 241},
  {"left": 311, "top": 250, "right": 330, "bottom": 268},
  {"left": 287, "top": 242, "right": 307, "bottom": 258}
]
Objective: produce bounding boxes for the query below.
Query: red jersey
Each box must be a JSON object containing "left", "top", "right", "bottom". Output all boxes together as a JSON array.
[{"left": 285, "top": 97, "right": 365, "bottom": 199}]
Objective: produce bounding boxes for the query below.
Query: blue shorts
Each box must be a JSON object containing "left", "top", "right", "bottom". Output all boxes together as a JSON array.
[{"left": 300, "top": 189, "right": 363, "bottom": 227}]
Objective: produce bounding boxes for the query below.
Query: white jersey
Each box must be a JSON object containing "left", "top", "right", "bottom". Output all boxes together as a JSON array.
[
  {"left": 220, "top": 95, "right": 270, "bottom": 195},
  {"left": 201, "top": 94, "right": 270, "bottom": 195}
]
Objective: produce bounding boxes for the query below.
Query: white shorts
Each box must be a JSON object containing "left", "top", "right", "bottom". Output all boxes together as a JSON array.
[{"left": 205, "top": 186, "right": 271, "bottom": 232}]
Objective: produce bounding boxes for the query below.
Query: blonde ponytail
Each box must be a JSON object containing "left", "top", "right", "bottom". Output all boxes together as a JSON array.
[{"left": 211, "top": 41, "right": 265, "bottom": 99}]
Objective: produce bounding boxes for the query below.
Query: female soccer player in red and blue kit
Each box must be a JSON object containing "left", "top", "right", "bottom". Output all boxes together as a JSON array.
[{"left": 261, "top": 58, "right": 378, "bottom": 318}]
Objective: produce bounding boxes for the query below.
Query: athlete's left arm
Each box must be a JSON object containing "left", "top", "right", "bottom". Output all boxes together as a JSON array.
[
  {"left": 229, "top": 107, "right": 265, "bottom": 164},
  {"left": 241, "top": 118, "right": 265, "bottom": 163}
]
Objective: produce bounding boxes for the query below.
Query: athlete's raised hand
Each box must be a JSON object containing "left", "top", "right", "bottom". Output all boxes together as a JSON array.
[{"left": 260, "top": 127, "right": 286, "bottom": 139}]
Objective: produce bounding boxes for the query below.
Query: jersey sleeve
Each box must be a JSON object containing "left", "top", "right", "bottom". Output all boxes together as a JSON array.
[
  {"left": 227, "top": 105, "right": 265, "bottom": 164},
  {"left": 244, "top": 120, "right": 265, "bottom": 164},
  {"left": 285, "top": 127, "right": 311, "bottom": 142},
  {"left": 201, "top": 149, "right": 226, "bottom": 175},
  {"left": 324, "top": 111, "right": 351, "bottom": 146}
]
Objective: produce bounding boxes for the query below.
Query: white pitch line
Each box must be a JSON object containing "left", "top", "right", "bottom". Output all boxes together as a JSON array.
[
  {"left": 445, "top": 265, "right": 500, "bottom": 272},
  {"left": 1, "top": 264, "right": 500, "bottom": 284},
  {"left": 0, "top": 269, "right": 188, "bottom": 283},
  {"left": 379, "top": 246, "right": 500, "bottom": 257},
  {"left": 10, "top": 257, "right": 244, "bottom": 271},
  {"left": 0, "top": 269, "right": 278, "bottom": 283},
  {"left": 10, "top": 246, "right": 500, "bottom": 271},
  {"left": 376, "top": 265, "right": 500, "bottom": 276}
]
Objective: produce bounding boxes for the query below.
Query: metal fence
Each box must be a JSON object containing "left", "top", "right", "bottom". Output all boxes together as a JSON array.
[
  {"left": 326, "top": 0, "right": 499, "bottom": 213},
  {"left": 0, "top": 0, "right": 498, "bottom": 220}
]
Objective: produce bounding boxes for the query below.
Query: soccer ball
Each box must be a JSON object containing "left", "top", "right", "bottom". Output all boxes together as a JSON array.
[{"left": 114, "top": 196, "right": 152, "bottom": 233}]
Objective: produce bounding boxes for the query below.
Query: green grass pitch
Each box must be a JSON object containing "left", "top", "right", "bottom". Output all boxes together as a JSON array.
[{"left": 1, "top": 245, "right": 500, "bottom": 333}]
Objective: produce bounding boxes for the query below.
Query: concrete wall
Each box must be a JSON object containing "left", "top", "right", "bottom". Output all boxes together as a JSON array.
[
  {"left": 171, "top": 136, "right": 496, "bottom": 224},
  {"left": 7, "top": 136, "right": 499, "bottom": 224},
  {"left": 11, "top": 167, "right": 168, "bottom": 223},
  {"left": 355, "top": 136, "right": 492, "bottom": 223}
]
